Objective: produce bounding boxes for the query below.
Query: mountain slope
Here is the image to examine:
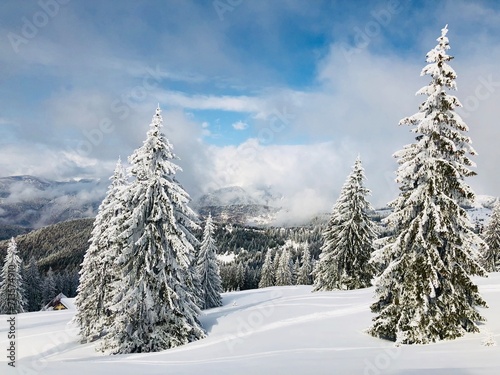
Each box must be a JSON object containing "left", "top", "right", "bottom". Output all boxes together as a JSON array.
[{"left": 0, "top": 218, "right": 94, "bottom": 272}]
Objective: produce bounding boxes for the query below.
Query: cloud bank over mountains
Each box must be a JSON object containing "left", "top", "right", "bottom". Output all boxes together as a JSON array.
[{"left": 1, "top": 1, "right": 499, "bottom": 221}]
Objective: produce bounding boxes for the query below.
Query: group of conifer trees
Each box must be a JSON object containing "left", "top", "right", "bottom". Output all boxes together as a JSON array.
[
  {"left": 258, "top": 245, "right": 313, "bottom": 288},
  {"left": 310, "top": 26, "right": 500, "bottom": 344},
  {"left": 74, "top": 107, "right": 223, "bottom": 354},
  {"left": 0, "top": 237, "right": 79, "bottom": 314}
]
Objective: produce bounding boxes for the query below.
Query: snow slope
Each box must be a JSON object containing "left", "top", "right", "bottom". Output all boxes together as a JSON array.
[{"left": 2, "top": 274, "right": 500, "bottom": 374}]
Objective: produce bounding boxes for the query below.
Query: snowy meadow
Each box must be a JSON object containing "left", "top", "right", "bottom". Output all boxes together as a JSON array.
[{"left": 2, "top": 274, "right": 500, "bottom": 375}]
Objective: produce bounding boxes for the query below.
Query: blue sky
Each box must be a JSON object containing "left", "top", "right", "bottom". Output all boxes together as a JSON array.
[{"left": 1, "top": 0, "right": 500, "bottom": 220}]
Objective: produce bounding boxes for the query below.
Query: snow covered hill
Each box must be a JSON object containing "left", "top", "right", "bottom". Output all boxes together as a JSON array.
[{"left": 2, "top": 274, "right": 500, "bottom": 374}]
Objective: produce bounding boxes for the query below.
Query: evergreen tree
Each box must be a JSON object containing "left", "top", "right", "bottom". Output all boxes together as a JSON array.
[
  {"left": 292, "top": 259, "right": 299, "bottom": 285},
  {"left": 272, "top": 249, "right": 281, "bottom": 279},
  {"left": 245, "top": 266, "right": 261, "bottom": 290},
  {"left": 24, "top": 257, "right": 43, "bottom": 312},
  {"left": 313, "top": 157, "right": 377, "bottom": 291},
  {"left": 259, "top": 250, "right": 275, "bottom": 288},
  {"left": 42, "top": 267, "right": 56, "bottom": 305},
  {"left": 482, "top": 199, "right": 500, "bottom": 271},
  {"left": 75, "top": 158, "right": 127, "bottom": 342},
  {"left": 196, "top": 213, "right": 223, "bottom": 309},
  {"left": 0, "top": 238, "right": 26, "bottom": 314},
  {"left": 236, "top": 262, "right": 246, "bottom": 290},
  {"left": 297, "top": 245, "right": 313, "bottom": 285},
  {"left": 220, "top": 262, "right": 238, "bottom": 291},
  {"left": 55, "top": 272, "right": 65, "bottom": 295},
  {"left": 275, "top": 249, "right": 293, "bottom": 286},
  {"left": 369, "top": 26, "right": 487, "bottom": 344},
  {"left": 67, "top": 269, "right": 80, "bottom": 297},
  {"left": 100, "top": 106, "right": 205, "bottom": 354}
]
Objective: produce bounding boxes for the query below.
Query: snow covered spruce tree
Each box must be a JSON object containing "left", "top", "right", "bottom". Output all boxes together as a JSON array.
[
  {"left": 196, "top": 213, "right": 223, "bottom": 309},
  {"left": 74, "top": 158, "right": 127, "bottom": 342},
  {"left": 297, "top": 244, "right": 313, "bottom": 285},
  {"left": 313, "top": 157, "right": 377, "bottom": 291},
  {"left": 42, "top": 267, "right": 56, "bottom": 305},
  {"left": 369, "top": 26, "right": 487, "bottom": 344},
  {"left": 482, "top": 199, "right": 500, "bottom": 271},
  {"left": 0, "top": 238, "right": 26, "bottom": 314},
  {"left": 276, "top": 249, "right": 293, "bottom": 286},
  {"left": 100, "top": 106, "right": 205, "bottom": 354},
  {"left": 24, "top": 257, "right": 43, "bottom": 312},
  {"left": 259, "top": 250, "right": 275, "bottom": 288}
]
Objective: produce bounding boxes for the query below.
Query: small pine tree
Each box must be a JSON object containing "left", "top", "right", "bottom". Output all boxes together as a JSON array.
[
  {"left": 196, "top": 213, "right": 223, "bottom": 309},
  {"left": 0, "top": 238, "right": 26, "bottom": 314},
  {"left": 483, "top": 199, "right": 500, "bottom": 271},
  {"left": 100, "top": 106, "right": 205, "bottom": 354},
  {"left": 369, "top": 26, "right": 487, "bottom": 344},
  {"left": 292, "top": 259, "right": 300, "bottom": 285},
  {"left": 272, "top": 249, "right": 281, "bottom": 278},
  {"left": 42, "top": 267, "right": 56, "bottom": 306},
  {"left": 259, "top": 250, "right": 275, "bottom": 288},
  {"left": 74, "top": 158, "right": 127, "bottom": 342},
  {"left": 297, "top": 245, "right": 313, "bottom": 285},
  {"left": 275, "top": 249, "right": 293, "bottom": 286},
  {"left": 220, "top": 262, "right": 239, "bottom": 291},
  {"left": 236, "top": 262, "right": 246, "bottom": 290},
  {"left": 313, "top": 157, "right": 377, "bottom": 291},
  {"left": 24, "top": 257, "right": 43, "bottom": 312}
]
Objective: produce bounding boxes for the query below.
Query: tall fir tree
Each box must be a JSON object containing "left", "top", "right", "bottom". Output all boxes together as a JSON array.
[
  {"left": 196, "top": 213, "right": 223, "bottom": 309},
  {"left": 313, "top": 157, "right": 377, "bottom": 291},
  {"left": 272, "top": 249, "right": 281, "bottom": 279},
  {"left": 482, "top": 199, "right": 500, "bottom": 271},
  {"left": 292, "top": 259, "right": 299, "bottom": 285},
  {"left": 74, "top": 158, "right": 127, "bottom": 342},
  {"left": 259, "top": 250, "right": 275, "bottom": 288},
  {"left": 100, "top": 106, "right": 205, "bottom": 354},
  {"left": 24, "top": 257, "right": 43, "bottom": 312},
  {"left": 236, "top": 262, "right": 246, "bottom": 290},
  {"left": 275, "top": 249, "right": 293, "bottom": 286},
  {"left": 42, "top": 267, "right": 56, "bottom": 305},
  {"left": 0, "top": 238, "right": 26, "bottom": 314},
  {"left": 297, "top": 244, "right": 313, "bottom": 285},
  {"left": 369, "top": 26, "right": 487, "bottom": 344}
]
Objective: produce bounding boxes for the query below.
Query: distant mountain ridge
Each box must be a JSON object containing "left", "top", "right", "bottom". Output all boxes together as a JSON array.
[
  {"left": 196, "top": 186, "right": 258, "bottom": 207},
  {"left": 0, "top": 176, "right": 286, "bottom": 238},
  {"left": 0, "top": 175, "right": 495, "bottom": 240},
  {"left": 0, "top": 175, "right": 105, "bottom": 238},
  {"left": 0, "top": 176, "right": 495, "bottom": 277},
  {"left": 193, "top": 186, "right": 283, "bottom": 225}
]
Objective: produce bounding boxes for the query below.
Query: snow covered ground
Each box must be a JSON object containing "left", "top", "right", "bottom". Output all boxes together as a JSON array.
[{"left": 2, "top": 274, "right": 500, "bottom": 374}]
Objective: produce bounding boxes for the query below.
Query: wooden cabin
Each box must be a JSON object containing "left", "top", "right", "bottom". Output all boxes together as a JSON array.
[{"left": 42, "top": 293, "right": 69, "bottom": 311}]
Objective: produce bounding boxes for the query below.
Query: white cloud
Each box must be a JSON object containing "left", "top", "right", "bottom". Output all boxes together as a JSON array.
[
  {"left": 156, "top": 91, "right": 264, "bottom": 113},
  {"left": 2, "top": 0, "right": 499, "bottom": 220},
  {"left": 206, "top": 139, "right": 356, "bottom": 222},
  {"left": 0, "top": 143, "right": 116, "bottom": 181},
  {"left": 232, "top": 121, "right": 248, "bottom": 130}
]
